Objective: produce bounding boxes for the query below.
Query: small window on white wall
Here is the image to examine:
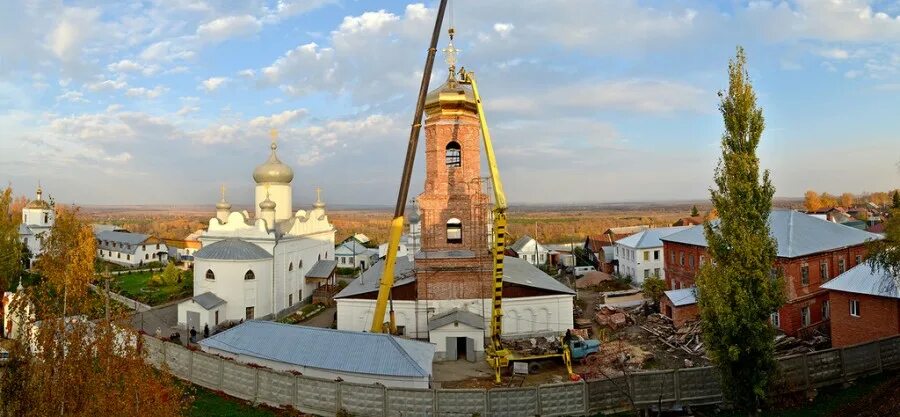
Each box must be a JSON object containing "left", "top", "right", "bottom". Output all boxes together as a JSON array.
[
  {"left": 244, "top": 270, "right": 255, "bottom": 280},
  {"left": 205, "top": 269, "right": 215, "bottom": 280}
]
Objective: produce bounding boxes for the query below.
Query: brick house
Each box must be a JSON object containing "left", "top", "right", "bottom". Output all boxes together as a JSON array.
[
  {"left": 660, "top": 288, "right": 699, "bottom": 328},
  {"left": 660, "top": 210, "right": 881, "bottom": 337},
  {"left": 821, "top": 264, "right": 899, "bottom": 347}
]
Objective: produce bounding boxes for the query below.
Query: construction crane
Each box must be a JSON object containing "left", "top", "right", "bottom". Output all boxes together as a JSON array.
[{"left": 370, "top": 0, "right": 449, "bottom": 334}]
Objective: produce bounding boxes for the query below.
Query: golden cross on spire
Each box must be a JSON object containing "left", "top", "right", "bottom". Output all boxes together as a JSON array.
[
  {"left": 315, "top": 186, "right": 322, "bottom": 203},
  {"left": 220, "top": 184, "right": 226, "bottom": 201},
  {"left": 269, "top": 128, "right": 278, "bottom": 150},
  {"left": 442, "top": 27, "right": 459, "bottom": 72}
]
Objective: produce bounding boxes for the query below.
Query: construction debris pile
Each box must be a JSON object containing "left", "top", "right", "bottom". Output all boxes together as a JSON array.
[
  {"left": 641, "top": 314, "right": 706, "bottom": 357},
  {"left": 504, "top": 337, "right": 562, "bottom": 356},
  {"left": 594, "top": 305, "right": 638, "bottom": 330},
  {"left": 639, "top": 313, "right": 830, "bottom": 358}
]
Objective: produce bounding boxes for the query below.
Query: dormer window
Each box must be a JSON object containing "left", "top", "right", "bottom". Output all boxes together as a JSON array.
[
  {"left": 447, "top": 218, "right": 462, "bottom": 244},
  {"left": 445, "top": 141, "right": 461, "bottom": 168}
]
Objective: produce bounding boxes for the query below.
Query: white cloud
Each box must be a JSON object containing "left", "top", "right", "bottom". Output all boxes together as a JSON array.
[
  {"left": 108, "top": 59, "right": 143, "bottom": 73},
  {"left": 46, "top": 8, "right": 100, "bottom": 62},
  {"left": 845, "top": 70, "right": 863, "bottom": 79},
  {"left": 336, "top": 10, "right": 399, "bottom": 34},
  {"left": 493, "top": 23, "right": 515, "bottom": 38},
  {"left": 125, "top": 85, "right": 168, "bottom": 99},
  {"left": 201, "top": 77, "right": 229, "bottom": 92},
  {"left": 237, "top": 69, "right": 255, "bottom": 78},
  {"left": 196, "top": 15, "right": 261, "bottom": 43},
  {"left": 491, "top": 79, "right": 708, "bottom": 115},
  {"left": 86, "top": 78, "right": 128, "bottom": 92},
  {"left": 140, "top": 41, "right": 195, "bottom": 62},
  {"left": 820, "top": 48, "right": 851, "bottom": 59},
  {"left": 104, "top": 152, "right": 132, "bottom": 163},
  {"left": 56, "top": 90, "right": 88, "bottom": 103},
  {"left": 249, "top": 109, "right": 308, "bottom": 127},
  {"left": 176, "top": 105, "right": 200, "bottom": 116},
  {"left": 272, "top": 0, "right": 336, "bottom": 19}
]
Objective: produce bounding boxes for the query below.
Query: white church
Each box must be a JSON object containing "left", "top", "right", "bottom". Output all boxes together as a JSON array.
[
  {"left": 177, "top": 135, "right": 336, "bottom": 331},
  {"left": 18, "top": 185, "right": 55, "bottom": 268}
]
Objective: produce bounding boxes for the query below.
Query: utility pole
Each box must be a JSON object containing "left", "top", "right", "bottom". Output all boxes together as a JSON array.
[{"left": 103, "top": 266, "right": 111, "bottom": 322}]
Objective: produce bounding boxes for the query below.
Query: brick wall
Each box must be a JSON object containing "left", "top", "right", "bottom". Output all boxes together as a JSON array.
[
  {"left": 660, "top": 296, "right": 699, "bottom": 328},
  {"left": 829, "top": 291, "right": 900, "bottom": 348},
  {"left": 661, "top": 240, "right": 869, "bottom": 336}
]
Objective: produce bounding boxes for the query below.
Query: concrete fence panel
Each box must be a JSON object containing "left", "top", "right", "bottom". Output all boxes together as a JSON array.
[
  {"left": 586, "top": 376, "right": 631, "bottom": 414},
  {"left": 806, "top": 350, "right": 842, "bottom": 387},
  {"left": 385, "top": 388, "right": 434, "bottom": 417},
  {"left": 880, "top": 336, "right": 900, "bottom": 369},
  {"left": 630, "top": 370, "right": 676, "bottom": 406},
  {"left": 340, "top": 382, "right": 386, "bottom": 417},
  {"left": 164, "top": 343, "right": 192, "bottom": 379},
  {"left": 842, "top": 343, "right": 879, "bottom": 378},
  {"left": 677, "top": 367, "right": 722, "bottom": 403},
  {"left": 435, "top": 389, "right": 487, "bottom": 417},
  {"left": 221, "top": 360, "right": 257, "bottom": 401},
  {"left": 256, "top": 369, "right": 295, "bottom": 408},
  {"left": 191, "top": 352, "right": 223, "bottom": 390},
  {"left": 296, "top": 375, "right": 339, "bottom": 416},
  {"left": 538, "top": 381, "right": 586, "bottom": 416},
  {"left": 487, "top": 387, "right": 538, "bottom": 417},
  {"left": 143, "top": 336, "right": 165, "bottom": 368},
  {"left": 774, "top": 355, "right": 807, "bottom": 392}
]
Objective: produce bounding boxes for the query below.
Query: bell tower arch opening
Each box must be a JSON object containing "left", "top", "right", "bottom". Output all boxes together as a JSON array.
[{"left": 445, "top": 141, "right": 461, "bottom": 168}]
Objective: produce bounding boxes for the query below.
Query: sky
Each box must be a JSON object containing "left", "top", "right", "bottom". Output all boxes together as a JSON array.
[{"left": 1, "top": 0, "right": 900, "bottom": 207}]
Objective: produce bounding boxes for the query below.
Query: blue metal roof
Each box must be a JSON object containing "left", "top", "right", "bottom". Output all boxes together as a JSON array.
[
  {"left": 661, "top": 210, "right": 881, "bottom": 258},
  {"left": 199, "top": 321, "right": 434, "bottom": 378},
  {"left": 194, "top": 238, "right": 272, "bottom": 260},
  {"left": 615, "top": 226, "right": 692, "bottom": 249},
  {"left": 821, "top": 264, "right": 899, "bottom": 299}
]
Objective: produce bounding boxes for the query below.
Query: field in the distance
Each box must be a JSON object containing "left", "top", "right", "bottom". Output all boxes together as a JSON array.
[{"left": 79, "top": 198, "right": 802, "bottom": 245}]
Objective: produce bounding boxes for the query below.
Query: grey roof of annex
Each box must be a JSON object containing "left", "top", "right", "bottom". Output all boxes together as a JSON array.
[
  {"left": 821, "top": 264, "right": 899, "bottom": 299},
  {"left": 194, "top": 238, "right": 272, "bottom": 260}
]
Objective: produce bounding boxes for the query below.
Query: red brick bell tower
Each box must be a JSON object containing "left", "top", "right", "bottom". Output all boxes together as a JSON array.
[{"left": 414, "top": 64, "right": 492, "bottom": 301}]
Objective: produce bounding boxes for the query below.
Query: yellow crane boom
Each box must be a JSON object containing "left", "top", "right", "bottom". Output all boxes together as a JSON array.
[
  {"left": 459, "top": 70, "right": 510, "bottom": 382},
  {"left": 370, "top": 0, "right": 449, "bottom": 334}
]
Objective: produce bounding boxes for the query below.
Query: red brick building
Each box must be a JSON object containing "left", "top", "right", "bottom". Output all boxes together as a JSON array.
[
  {"left": 660, "top": 210, "right": 880, "bottom": 337},
  {"left": 660, "top": 288, "right": 699, "bottom": 328},
  {"left": 822, "top": 264, "right": 900, "bottom": 347}
]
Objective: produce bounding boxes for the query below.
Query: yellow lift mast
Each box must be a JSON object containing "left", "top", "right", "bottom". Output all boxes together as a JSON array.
[
  {"left": 457, "top": 70, "right": 511, "bottom": 382},
  {"left": 370, "top": 0, "right": 449, "bottom": 334}
]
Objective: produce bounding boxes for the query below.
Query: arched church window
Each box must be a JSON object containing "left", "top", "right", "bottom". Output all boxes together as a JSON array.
[
  {"left": 298, "top": 260, "right": 303, "bottom": 268},
  {"left": 288, "top": 262, "right": 294, "bottom": 272},
  {"left": 43, "top": 213, "right": 49, "bottom": 223},
  {"left": 447, "top": 218, "right": 462, "bottom": 244},
  {"left": 244, "top": 270, "right": 255, "bottom": 280},
  {"left": 445, "top": 141, "right": 461, "bottom": 168},
  {"left": 205, "top": 269, "right": 215, "bottom": 280}
]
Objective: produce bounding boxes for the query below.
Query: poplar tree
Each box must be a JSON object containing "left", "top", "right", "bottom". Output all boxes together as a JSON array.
[
  {"left": 695, "top": 47, "right": 784, "bottom": 415},
  {"left": 691, "top": 205, "right": 700, "bottom": 217},
  {"left": 0, "top": 186, "right": 22, "bottom": 292},
  {"left": 893, "top": 190, "right": 900, "bottom": 209}
]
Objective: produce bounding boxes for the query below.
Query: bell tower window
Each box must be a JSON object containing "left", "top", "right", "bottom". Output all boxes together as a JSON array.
[
  {"left": 445, "top": 141, "right": 461, "bottom": 168},
  {"left": 447, "top": 218, "right": 462, "bottom": 244}
]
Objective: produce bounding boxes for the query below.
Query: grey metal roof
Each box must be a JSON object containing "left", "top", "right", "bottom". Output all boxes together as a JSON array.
[
  {"left": 615, "top": 226, "right": 691, "bottom": 249},
  {"left": 199, "top": 321, "right": 434, "bottom": 378},
  {"left": 95, "top": 230, "right": 155, "bottom": 254},
  {"left": 509, "top": 235, "right": 535, "bottom": 253},
  {"left": 306, "top": 259, "right": 337, "bottom": 279},
  {"left": 821, "top": 264, "right": 899, "bottom": 299},
  {"left": 191, "top": 291, "right": 227, "bottom": 310},
  {"left": 335, "top": 240, "right": 369, "bottom": 256},
  {"left": 661, "top": 210, "right": 881, "bottom": 258},
  {"left": 335, "top": 255, "right": 575, "bottom": 299},
  {"left": 428, "top": 308, "right": 485, "bottom": 330},
  {"left": 664, "top": 288, "right": 698, "bottom": 307},
  {"left": 18, "top": 224, "right": 33, "bottom": 236},
  {"left": 194, "top": 238, "right": 272, "bottom": 260}
]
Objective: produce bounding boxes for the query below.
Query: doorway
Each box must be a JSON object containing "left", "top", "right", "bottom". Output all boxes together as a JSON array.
[
  {"left": 446, "top": 336, "right": 476, "bottom": 362},
  {"left": 187, "top": 311, "right": 200, "bottom": 332}
]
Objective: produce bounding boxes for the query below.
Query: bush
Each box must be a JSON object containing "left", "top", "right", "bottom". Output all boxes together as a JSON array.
[{"left": 642, "top": 276, "right": 666, "bottom": 307}]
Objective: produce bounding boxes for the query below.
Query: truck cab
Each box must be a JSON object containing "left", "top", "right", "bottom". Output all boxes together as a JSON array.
[{"left": 568, "top": 338, "right": 600, "bottom": 360}]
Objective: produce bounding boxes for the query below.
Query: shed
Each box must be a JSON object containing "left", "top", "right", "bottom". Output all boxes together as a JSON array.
[
  {"left": 661, "top": 287, "right": 699, "bottom": 328},
  {"left": 427, "top": 308, "right": 485, "bottom": 362},
  {"left": 199, "top": 320, "right": 435, "bottom": 388}
]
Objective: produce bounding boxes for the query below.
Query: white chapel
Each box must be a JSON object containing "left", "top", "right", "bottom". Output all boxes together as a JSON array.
[
  {"left": 18, "top": 184, "right": 55, "bottom": 268},
  {"left": 177, "top": 134, "right": 336, "bottom": 331}
]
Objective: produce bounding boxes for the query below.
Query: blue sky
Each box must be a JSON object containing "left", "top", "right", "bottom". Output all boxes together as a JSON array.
[{"left": 1, "top": 0, "right": 899, "bottom": 206}]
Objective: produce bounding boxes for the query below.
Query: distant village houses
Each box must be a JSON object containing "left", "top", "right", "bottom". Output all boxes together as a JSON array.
[
  {"left": 613, "top": 226, "right": 690, "bottom": 284},
  {"left": 508, "top": 235, "right": 550, "bottom": 266},
  {"left": 95, "top": 229, "right": 169, "bottom": 267}
]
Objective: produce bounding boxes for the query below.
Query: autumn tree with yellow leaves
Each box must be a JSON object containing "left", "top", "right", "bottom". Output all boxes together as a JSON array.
[{"left": 0, "top": 205, "right": 186, "bottom": 417}]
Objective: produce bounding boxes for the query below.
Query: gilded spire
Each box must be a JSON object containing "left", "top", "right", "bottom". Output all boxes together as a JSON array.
[
  {"left": 442, "top": 27, "right": 459, "bottom": 84},
  {"left": 216, "top": 184, "right": 231, "bottom": 210},
  {"left": 314, "top": 186, "right": 325, "bottom": 209},
  {"left": 260, "top": 186, "right": 276, "bottom": 211},
  {"left": 270, "top": 128, "right": 278, "bottom": 151}
]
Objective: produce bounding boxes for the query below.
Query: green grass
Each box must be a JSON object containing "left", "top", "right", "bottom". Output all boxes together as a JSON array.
[
  {"left": 111, "top": 270, "right": 193, "bottom": 306},
  {"left": 187, "top": 385, "right": 281, "bottom": 417}
]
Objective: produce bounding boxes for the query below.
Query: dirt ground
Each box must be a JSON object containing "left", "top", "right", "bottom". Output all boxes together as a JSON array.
[{"left": 828, "top": 373, "right": 900, "bottom": 417}]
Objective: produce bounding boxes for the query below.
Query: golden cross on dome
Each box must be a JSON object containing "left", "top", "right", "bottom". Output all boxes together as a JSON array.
[
  {"left": 442, "top": 27, "right": 459, "bottom": 71},
  {"left": 269, "top": 128, "right": 278, "bottom": 150},
  {"left": 220, "top": 184, "right": 226, "bottom": 201},
  {"left": 315, "top": 186, "right": 322, "bottom": 203}
]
